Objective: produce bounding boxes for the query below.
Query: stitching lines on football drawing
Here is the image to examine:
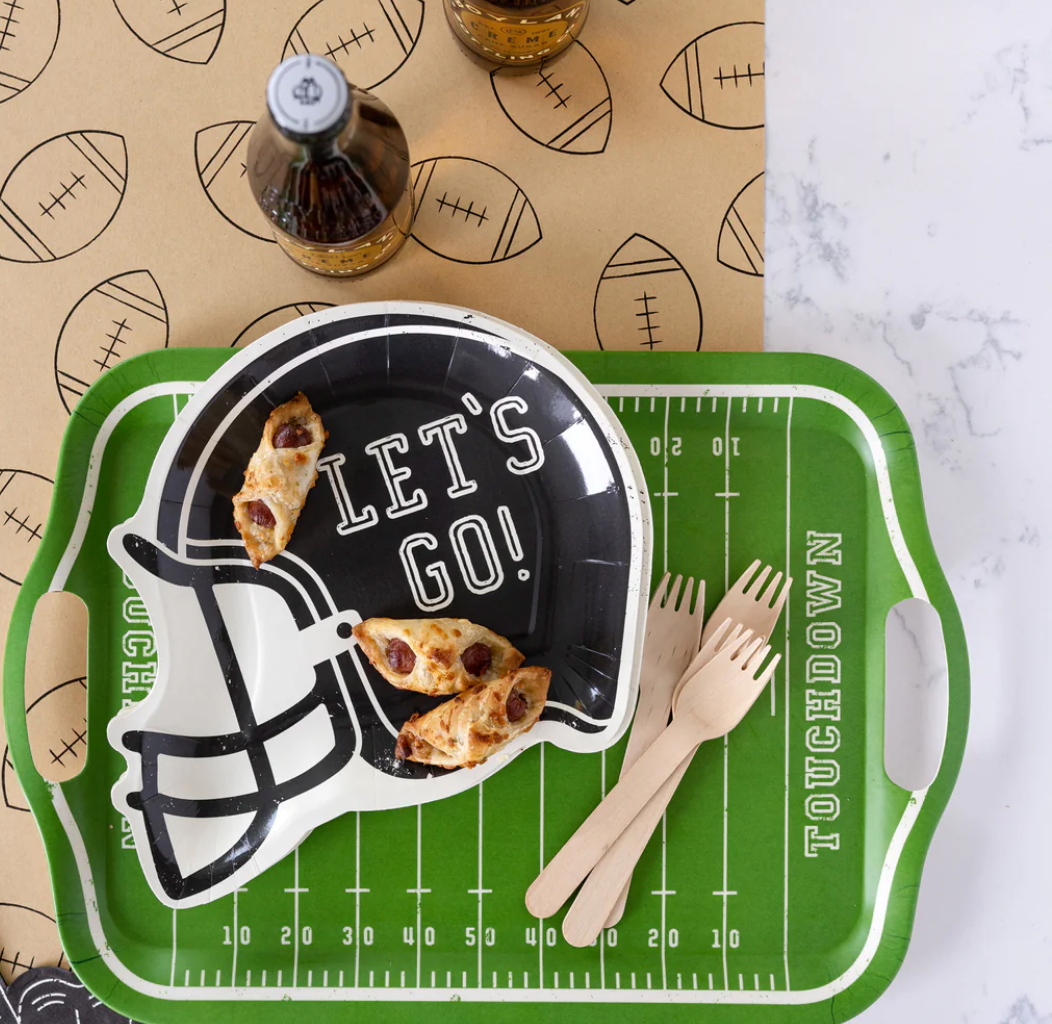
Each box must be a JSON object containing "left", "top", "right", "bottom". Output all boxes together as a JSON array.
[
  {"left": 323, "top": 24, "right": 376, "bottom": 59},
  {"left": 0, "top": 0, "right": 22, "bottom": 54},
  {"left": 38, "top": 173, "right": 87, "bottom": 219}
]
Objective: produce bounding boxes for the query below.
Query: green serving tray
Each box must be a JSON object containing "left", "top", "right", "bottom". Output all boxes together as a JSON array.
[{"left": 4, "top": 347, "right": 968, "bottom": 1024}]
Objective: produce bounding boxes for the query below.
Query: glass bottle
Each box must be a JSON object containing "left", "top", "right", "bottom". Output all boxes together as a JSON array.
[
  {"left": 247, "top": 54, "right": 414, "bottom": 277},
  {"left": 443, "top": 0, "right": 589, "bottom": 72}
]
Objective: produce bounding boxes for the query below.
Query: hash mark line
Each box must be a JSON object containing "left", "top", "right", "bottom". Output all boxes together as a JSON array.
[
  {"left": 660, "top": 811, "right": 668, "bottom": 989},
  {"left": 784, "top": 396, "right": 794, "bottom": 992},
  {"left": 170, "top": 910, "right": 177, "bottom": 986}
]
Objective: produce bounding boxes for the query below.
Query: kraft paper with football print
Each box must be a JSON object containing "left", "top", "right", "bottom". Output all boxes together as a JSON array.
[{"left": 0, "top": 0, "right": 763, "bottom": 980}]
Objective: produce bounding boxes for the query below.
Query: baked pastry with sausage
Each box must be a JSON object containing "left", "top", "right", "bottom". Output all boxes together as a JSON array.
[
  {"left": 352, "top": 617, "right": 524, "bottom": 696},
  {"left": 395, "top": 666, "right": 551, "bottom": 769},
  {"left": 232, "top": 393, "right": 327, "bottom": 569}
]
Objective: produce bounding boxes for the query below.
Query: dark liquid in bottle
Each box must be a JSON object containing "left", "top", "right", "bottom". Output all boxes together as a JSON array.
[
  {"left": 248, "top": 85, "right": 414, "bottom": 277},
  {"left": 444, "top": 0, "right": 589, "bottom": 72}
]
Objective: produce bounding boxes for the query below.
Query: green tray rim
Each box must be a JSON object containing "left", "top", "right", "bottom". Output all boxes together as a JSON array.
[{"left": 4, "top": 346, "right": 969, "bottom": 1024}]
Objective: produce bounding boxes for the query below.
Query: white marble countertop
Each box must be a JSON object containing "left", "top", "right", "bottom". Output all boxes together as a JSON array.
[{"left": 767, "top": 1, "right": 1051, "bottom": 1019}]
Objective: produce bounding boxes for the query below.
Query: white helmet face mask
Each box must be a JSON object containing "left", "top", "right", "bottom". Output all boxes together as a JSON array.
[{"left": 108, "top": 305, "right": 650, "bottom": 909}]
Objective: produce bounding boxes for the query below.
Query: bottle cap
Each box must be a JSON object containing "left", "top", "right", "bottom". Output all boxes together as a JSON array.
[{"left": 266, "top": 54, "right": 350, "bottom": 138}]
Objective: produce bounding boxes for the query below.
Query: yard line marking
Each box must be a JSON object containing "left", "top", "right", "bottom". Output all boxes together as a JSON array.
[
  {"left": 401, "top": 971, "right": 406, "bottom": 988},
  {"left": 739, "top": 974, "right": 744, "bottom": 990},
  {"left": 618, "top": 396, "right": 624, "bottom": 412},
  {"left": 385, "top": 971, "right": 390, "bottom": 987},
  {"left": 742, "top": 398, "right": 748, "bottom": 412},
  {"left": 772, "top": 665, "right": 777, "bottom": 716},
  {"left": 677, "top": 974, "right": 682, "bottom": 989},
  {"left": 477, "top": 783, "right": 484, "bottom": 988},
  {"left": 183, "top": 970, "right": 189, "bottom": 987},
  {"left": 708, "top": 973, "right": 714, "bottom": 990},
  {"left": 216, "top": 969, "right": 221, "bottom": 986},
  {"left": 631, "top": 973, "right": 637, "bottom": 989},
  {"left": 277, "top": 971, "right": 283, "bottom": 987},
  {"left": 634, "top": 397, "right": 640, "bottom": 412},
  {"left": 261, "top": 970, "right": 267, "bottom": 987},
  {"left": 284, "top": 849, "right": 308, "bottom": 986},
  {"left": 754, "top": 973, "right": 760, "bottom": 990},
  {"left": 770, "top": 973, "right": 776, "bottom": 990},
  {"left": 711, "top": 889, "right": 737, "bottom": 896},
  {"left": 170, "top": 911, "right": 177, "bottom": 986},
  {"left": 680, "top": 397, "right": 686, "bottom": 413},
  {"left": 660, "top": 806, "right": 669, "bottom": 988},
  {"left": 774, "top": 397, "right": 780, "bottom": 413},
  {"left": 711, "top": 397, "right": 718, "bottom": 412},
  {"left": 758, "top": 398, "right": 764, "bottom": 412},
  {"left": 599, "top": 748, "right": 607, "bottom": 990},
  {"left": 231, "top": 887, "right": 242, "bottom": 992},
  {"left": 650, "top": 397, "right": 656, "bottom": 412},
  {"left": 370, "top": 971, "right": 374, "bottom": 987},
  {"left": 570, "top": 972, "right": 575, "bottom": 989},
  {"left": 509, "top": 971, "right": 514, "bottom": 988},
  {"left": 416, "top": 804, "right": 424, "bottom": 987},
  {"left": 696, "top": 397, "right": 702, "bottom": 413},
  {"left": 462, "top": 971, "right": 468, "bottom": 988},
  {"left": 322, "top": 971, "right": 328, "bottom": 987},
  {"left": 538, "top": 742, "right": 545, "bottom": 988},
  {"left": 446, "top": 971, "right": 451, "bottom": 988},
  {"left": 663, "top": 395, "right": 670, "bottom": 574},
  {"left": 339, "top": 971, "right": 344, "bottom": 986},
  {"left": 784, "top": 396, "right": 794, "bottom": 992},
  {"left": 431, "top": 971, "right": 436, "bottom": 988},
  {"left": 356, "top": 812, "right": 363, "bottom": 986},
  {"left": 199, "top": 970, "right": 205, "bottom": 986},
  {"left": 172, "top": 393, "right": 179, "bottom": 420},
  {"left": 615, "top": 973, "right": 621, "bottom": 989},
  {"left": 246, "top": 970, "right": 251, "bottom": 987},
  {"left": 722, "top": 396, "right": 732, "bottom": 992},
  {"left": 554, "top": 972, "right": 560, "bottom": 990},
  {"left": 308, "top": 970, "right": 314, "bottom": 987}
]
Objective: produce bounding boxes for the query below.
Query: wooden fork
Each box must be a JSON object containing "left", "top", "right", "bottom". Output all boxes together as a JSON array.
[
  {"left": 526, "top": 620, "right": 780, "bottom": 922},
  {"left": 607, "top": 572, "right": 703, "bottom": 897},
  {"left": 564, "top": 561, "right": 792, "bottom": 945}
]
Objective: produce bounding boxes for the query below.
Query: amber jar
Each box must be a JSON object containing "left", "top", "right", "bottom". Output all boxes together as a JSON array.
[
  {"left": 247, "top": 54, "right": 414, "bottom": 277},
  {"left": 444, "top": 0, "right": 589, "bottom": 72}
]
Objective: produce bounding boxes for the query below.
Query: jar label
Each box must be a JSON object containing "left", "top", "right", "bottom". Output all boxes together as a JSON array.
[
  {"left": 458, "top": 12, "right": 570, "bottom": 57},
  {"left": 275, "top": 235, "right": 389, "bottom": 275}
]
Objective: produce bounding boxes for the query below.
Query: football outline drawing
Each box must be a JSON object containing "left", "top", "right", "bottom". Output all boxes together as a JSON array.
[
  {"left": 410, "top": 156, "right": 542, "bottom": 264},
  {"left": 282, "top": 0, "right": 425, "bottom": 90},
  {"left": 660, "top": 21, "right": 765, "bottom": 130},
  {"left": 490, "top": 41, "right": 612, "bottom": 156},
  {"left": 0, "top": 0, "right": 60, "bottom": 105},
  {"left": 231, "top": 302, "right": 335, "bottom": 347},
  {"left": 593, "top": 233, "right": 703, "bottom": 352},
  {"left": 54, "top": 271, "right": 170, "bottom": 413},
  {"left": 0, "top": 131, "right": 128, "bottom": 264},
  {"left": 717, "top": 171, "right": 764, "bottom": 276},
  {"left": 110, "top": 0, "right": 226, "bottom": 65},
  {"left": 0, "top": 469, "right": 53, "bottom": 587},
  {"left": 194, "top": 121, "right": 275, "bottom": 243}
]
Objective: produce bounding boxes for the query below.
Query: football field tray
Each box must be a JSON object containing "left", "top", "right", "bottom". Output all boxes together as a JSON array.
[{"left": 4, "top": 346, "right": 968, "bottom": 1024}]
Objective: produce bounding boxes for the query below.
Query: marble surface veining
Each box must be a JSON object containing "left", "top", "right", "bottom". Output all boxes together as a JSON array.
[{"left": 766, "top": 0, "right": 1052, "bottom": 1019}]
